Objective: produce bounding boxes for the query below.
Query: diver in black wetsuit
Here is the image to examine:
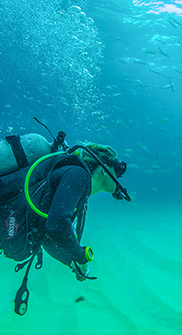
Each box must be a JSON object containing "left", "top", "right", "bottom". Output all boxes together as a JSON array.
[
  {"left": 42, "top": 144, "right": 125, "bottom": 278},
  {"left": 0, "top": 141, "right": 130, "bottom": 315}
]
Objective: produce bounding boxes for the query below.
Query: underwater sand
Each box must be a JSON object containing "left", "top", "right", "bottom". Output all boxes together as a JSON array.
[{"left": 0, "top": 196, "right": 182, "bottom": 335}]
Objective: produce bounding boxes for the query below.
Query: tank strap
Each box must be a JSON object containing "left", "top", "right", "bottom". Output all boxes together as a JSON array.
[{"left": 6, "top": 135, "right": 29, "bottom": 168}]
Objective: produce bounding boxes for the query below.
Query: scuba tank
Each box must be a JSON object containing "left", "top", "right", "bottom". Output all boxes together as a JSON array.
[
  {"left": 0, "top": 117, "right": 68, "bottom": 177},
  {"left": 0, "top": 133, "right": 53, "bottom": 177}
]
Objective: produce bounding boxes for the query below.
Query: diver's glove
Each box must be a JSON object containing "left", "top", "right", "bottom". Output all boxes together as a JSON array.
[{"left": 70, "top": 262, "right": 90, "bottom": 282}]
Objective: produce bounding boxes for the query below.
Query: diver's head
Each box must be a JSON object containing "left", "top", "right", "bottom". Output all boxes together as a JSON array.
[
  {"left": 79, "top": 143, "right": 126, "bottom": 195},
  {"left": 80, "top": 143, "right": 126, "bottom": 176}
]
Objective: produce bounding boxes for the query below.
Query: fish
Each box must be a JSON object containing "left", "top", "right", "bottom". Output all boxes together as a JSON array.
[
  {"left": 169, "top": 80, "right": 175, "bottom": 92},
  {"left": 168, "top": 151, "right": 176, "bottom": 157},
  {"left": 121, "top": 78, "right": 131, "bottom": 83},
  {"left": 136, "top": 143, "right": 150, "bottom": 152},
  {"left": 160, "top": 81, "right": 175, "bottom": 92},
  {"left": 144, "top": 50, "right": 156, "bottom": 55},
  {"left": 128, "top": 105, "right": 135, "bottom": 111},
  {"left": 134, "top": 59, "right": 148, "bottom": 65},
  {"left": 62, "top": 102, "right": 69, "bottom": 107},
  {"left": 40, "top": 85, "right": 49, "bottom": 90},
  {"left": 12, "top": 93, "right": 19, "bottom": 99},
  {"left": 112, "top": 36, "right": 122, "bottom": 41},
  {"left": 135, "top": 79, "right": 148, "bottom": 88},
  {"left": 158, "top": 116, "right": 170, "bottom": 123},
  {"left": 127, "top": 163, "right": 140, "bottom": 169},
  {"left": 148, "top": 163, "right": 160, "bottom": 169},
  {"left": 123, "top": 148, "right": 134, "bottom": 154},
  {"left": 160, "top": 167, "right": 174, "bottom": 173},
  {"left": 168, "top": 19, "right": 178, "bottom": 28},
  {"left": 158, "top": 47, "right": 170, "bottom": 57},
  {"left": 149, "top": 68, "right": 162, "bottom": 75},
  {"left": 116, "top": 119, "right": 130, "bottom": 129},
  {"left": 168, "top": 17, "right": 181, "bottom": 27},
  {"left": 109, "top": 93, "right": 122, "bottom": 97},
  {"left": 172, "top": 66, "right": 182, "bottom": 74},
  {"left": 152, "top": 85, "right": 159, "bottom": 89},
  {"left": 143, "top": 169, "right": 154, "bottom": 174},
  {"left": 156, "top": 38, "right": 166, "bottom": 45},
  {"left": 156, "top": 207, "right": 163, "bottom": 211},
  {"left": 118, "top": 57, "right": 130, "bottom": 64},
  {"left": 161, "top": 113, "right": 172, "bottom": 117},
  {"left": 162, "top": 74, "right": 173, "bottom": 79}
]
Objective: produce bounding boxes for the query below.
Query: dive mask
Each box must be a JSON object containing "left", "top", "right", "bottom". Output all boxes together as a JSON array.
[{"left": 113, "top": 159, "right": 126, "bottom": 178}]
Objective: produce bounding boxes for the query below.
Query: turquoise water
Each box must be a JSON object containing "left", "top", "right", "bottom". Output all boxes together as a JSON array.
[
  {"left": 0, "top": 0, "right": 182, "bottom": 333},
  {"left": 1, "top": 200, "right": 182, "bottom": 334}
]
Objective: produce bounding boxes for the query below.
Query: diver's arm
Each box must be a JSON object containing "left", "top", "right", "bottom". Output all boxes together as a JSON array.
[{"left": 43, "top": 166, "right": 91, "bottom": 266}]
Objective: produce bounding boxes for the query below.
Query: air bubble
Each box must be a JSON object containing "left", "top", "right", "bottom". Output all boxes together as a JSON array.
[{"left": 68, "top": 5, "right": 82, "bottom": 14}]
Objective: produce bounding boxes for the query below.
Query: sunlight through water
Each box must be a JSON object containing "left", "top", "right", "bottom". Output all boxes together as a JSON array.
[{"left": 133, "top": 0, "right": 182, "bottom": 15}]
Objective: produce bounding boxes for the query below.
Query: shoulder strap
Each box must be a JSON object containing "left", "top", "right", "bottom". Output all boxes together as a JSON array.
[{"left": 51, "top": 154, "right": 90, "bottom": 175}]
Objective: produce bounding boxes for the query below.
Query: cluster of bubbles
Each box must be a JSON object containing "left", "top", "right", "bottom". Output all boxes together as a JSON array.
[{"left": 0, "top": 0, "right": 104, "bottom": 127}]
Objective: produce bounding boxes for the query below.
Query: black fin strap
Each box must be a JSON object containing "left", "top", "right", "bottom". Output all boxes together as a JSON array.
[
  {"left": 14, "top": 250, "right": 43, "bottom": 316},
  {"left": 14, "top": 255, "right": 35, "bottom": 316},
  {"left": 6, "top": 135, "right": 29, "bottom": 168},
  {"left": 15, "top": 259, "right": 30, "bottom": 272},
  {"left": 35, "top": 248, "right": 43, "bottom": 269},
  {"left": 0, "top": 241, "right": 2, "bottom": 255}
]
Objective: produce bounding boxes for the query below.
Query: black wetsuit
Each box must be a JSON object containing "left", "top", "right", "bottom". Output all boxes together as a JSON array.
[{"left": 0, "top": 154, "right": 91, "bottom": 266}]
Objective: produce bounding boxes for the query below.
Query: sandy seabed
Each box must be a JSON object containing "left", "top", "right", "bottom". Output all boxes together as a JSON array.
[{"left": 0, "top": 197, "right": 182, "bottom": 335}]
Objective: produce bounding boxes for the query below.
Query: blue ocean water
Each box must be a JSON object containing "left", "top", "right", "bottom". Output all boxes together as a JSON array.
[
  {"left": 0, "top": 0, "right": 181, "bottom": 206},
  {"left": 0, "top": 0, "right": 182, "bottom": 334}
]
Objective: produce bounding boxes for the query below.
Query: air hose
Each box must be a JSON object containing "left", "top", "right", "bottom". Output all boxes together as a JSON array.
[{"left": 24, "top": 151, "right": 62, "bottom": 218}]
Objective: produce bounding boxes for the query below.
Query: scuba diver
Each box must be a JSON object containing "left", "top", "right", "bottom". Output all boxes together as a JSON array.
[{"left": 0, "top": 119, "right": 130, "bottom": 316}]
